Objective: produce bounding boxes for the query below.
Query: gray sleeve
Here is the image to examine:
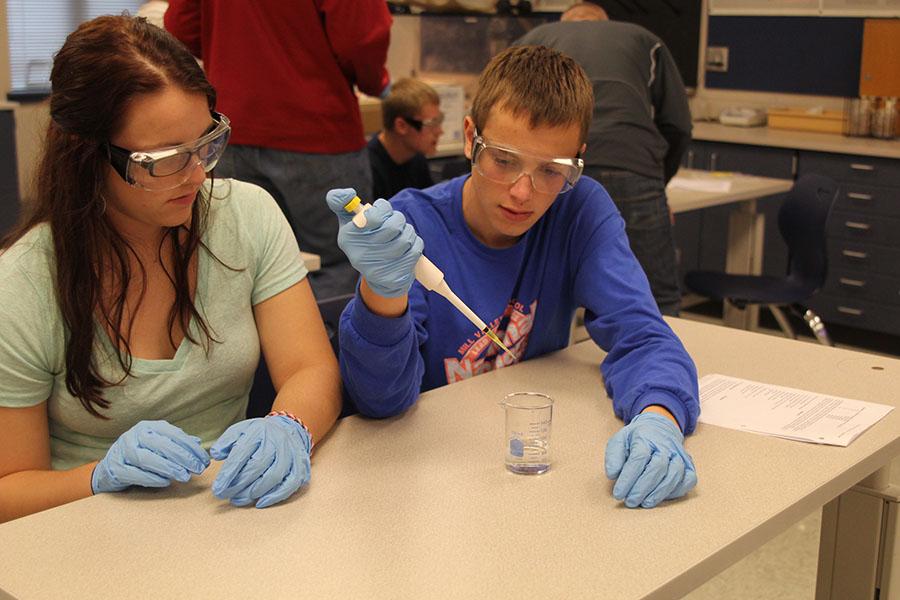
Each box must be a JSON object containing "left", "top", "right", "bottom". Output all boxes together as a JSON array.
[{"left": 650, "top": 42, "right": 692, "bottom": 183}]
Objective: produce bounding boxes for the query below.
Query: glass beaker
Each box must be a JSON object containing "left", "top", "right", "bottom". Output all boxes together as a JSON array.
[
  {"left": 872, "top": 97, "right": 897, "bottom": 140},
  {"left": 501, "top": 392, "right": 553, "bottom": 475},
  {"left": 844, "top": 96, "right": 872, "bottom": 137}
]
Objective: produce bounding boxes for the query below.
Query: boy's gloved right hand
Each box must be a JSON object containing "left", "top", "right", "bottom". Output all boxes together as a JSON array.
[
  {"left": 325, "top": 188, "right": 423, "bottom": 298},
  {"left": 604, "top": 412, "right": 697, "bottom": 508},
  {"left": 92, "top": 420, "right": 210, "bottom": 494}
]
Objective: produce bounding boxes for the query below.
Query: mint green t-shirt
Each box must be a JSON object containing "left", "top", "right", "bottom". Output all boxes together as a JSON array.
[{"left": 0, "top": 179, "right": 307, "bottom": 469}]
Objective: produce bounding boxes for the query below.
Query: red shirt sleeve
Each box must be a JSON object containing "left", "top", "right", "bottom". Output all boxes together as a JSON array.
[
  {"left": 163, "top": 0, "right": 203, "bottom": 58},
  {"left": 317, "top": 0, "right": 392, "bottom": 97}
]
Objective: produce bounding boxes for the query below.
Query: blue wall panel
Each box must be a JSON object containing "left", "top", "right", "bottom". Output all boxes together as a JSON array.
[{"left": 706, "top": 16, "right": 863, "bottom": 97}]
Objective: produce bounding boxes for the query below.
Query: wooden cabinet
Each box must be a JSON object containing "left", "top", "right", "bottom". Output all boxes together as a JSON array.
[
  {"left": 0, "top": 111, "right": 19, "bottom": 236},
  {"left": 800, "top": 150, "right": 900, "bottom": 335}
]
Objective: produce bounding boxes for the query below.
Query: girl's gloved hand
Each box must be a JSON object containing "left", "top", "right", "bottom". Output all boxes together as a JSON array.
[
  {"left": 326, "top": 188, "right": 423, "bottom": 298},
  {"left": 604, "top": 412, "right": 697, "bottom": 508},
  {"left": 210, "top": 414, "right": 312, "bottom": 509},
  {"left": 92, "top": 420, "right": 210, "bottom": 494}
]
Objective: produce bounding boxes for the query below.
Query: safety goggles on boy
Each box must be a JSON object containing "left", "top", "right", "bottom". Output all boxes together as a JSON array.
[
  {"left": 106, "top": 112, "right": 231, "bottom": 191},
  {"left": 403, "top": 112, "right": 445, "bottom": 131},
  {"left": 471, "top": 130, "right": 583, "bottom": 195}
]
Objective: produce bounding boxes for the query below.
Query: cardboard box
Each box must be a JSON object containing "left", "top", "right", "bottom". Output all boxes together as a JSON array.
[
  {"left": 358, "top": 96, "right": 383, "bottom": 136},
  {"left": 767, "top": 107, "right": 845, "bottom": 134}
]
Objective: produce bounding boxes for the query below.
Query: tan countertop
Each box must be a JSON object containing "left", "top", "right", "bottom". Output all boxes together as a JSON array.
[
  {"left": 428, "top": 123, "right": 900, "bottom": 161},
  {"left": 692, "top": 121, "right": 900, "bottom": 160},
  {"left": 0, "top": 318, "right": 898, "bottom": 599}
]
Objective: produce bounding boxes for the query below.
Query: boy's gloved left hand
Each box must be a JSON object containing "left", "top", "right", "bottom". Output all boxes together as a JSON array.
[
  {"left": 210, "top": 415, "right": 312, "bottom": 509},
  {"left": 604, "top": 412, "right": 697, "bottom": 508}
]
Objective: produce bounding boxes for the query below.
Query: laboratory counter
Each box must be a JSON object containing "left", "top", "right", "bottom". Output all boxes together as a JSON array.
[
  {"left": 0, "top": 318, "right": 897, "bottom": 599},
  {"left": 691, "top": 121, "right": 900, "bottom": 160}
]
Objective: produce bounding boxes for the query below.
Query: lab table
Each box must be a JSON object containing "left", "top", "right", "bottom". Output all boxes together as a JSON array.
[{"left": 0, "top": 318, "right": 897, "bottom": 599}]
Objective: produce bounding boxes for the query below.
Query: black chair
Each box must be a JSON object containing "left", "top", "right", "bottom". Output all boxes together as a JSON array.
[
  {"left": 684, "top": 173, "right": 838, "bottom": 346},
  {"left": 246, "top": 293, "right": 356, "bottom": 419}
]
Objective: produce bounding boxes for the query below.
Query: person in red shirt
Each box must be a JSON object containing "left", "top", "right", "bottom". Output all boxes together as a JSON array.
[{"left": 165, "top": 1, "right": 392, "bottom": 298}]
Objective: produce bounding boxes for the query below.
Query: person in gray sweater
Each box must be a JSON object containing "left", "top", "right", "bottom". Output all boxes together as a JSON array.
[{"left": 516, "top": 2, "right": 692, "bottom": 316}]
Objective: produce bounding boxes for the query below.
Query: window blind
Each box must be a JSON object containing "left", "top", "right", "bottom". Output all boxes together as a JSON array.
[{"left": 6, "top": 0, "right": 143, "bottom": 94}]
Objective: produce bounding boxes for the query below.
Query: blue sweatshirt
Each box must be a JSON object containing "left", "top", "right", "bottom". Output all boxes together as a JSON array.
[{"left": 339, "top": 175, "right": 699, "bottom": 433}]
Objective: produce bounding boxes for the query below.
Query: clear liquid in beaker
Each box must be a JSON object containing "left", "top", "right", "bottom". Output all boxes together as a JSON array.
[{"left": 502, "top": 392, "right": 553, "bottom": 475}]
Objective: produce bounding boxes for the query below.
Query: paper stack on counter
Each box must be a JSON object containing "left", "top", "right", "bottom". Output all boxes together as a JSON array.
[{"left": 698, "top": 373, "right": 893, "bottom": 447}]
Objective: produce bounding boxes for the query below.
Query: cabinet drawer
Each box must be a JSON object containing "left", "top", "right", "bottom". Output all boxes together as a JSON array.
[
  {"left": 823, "top": 270, "right": 900, "bottom": 306},
  {"left": 800, "top": 151, "right": 900, "bottom": 187},
  {"left": 835, "top": 183, "right": 900, "bottom": 218},
  {"left": 827, "top": 210, "right": 900, "bottom": 247},
  {"left": 828, "top": 241, "right": 900, "bottom": 276},
  {"left": 809, "top": 294, "right": 900, "bottom": 336}
]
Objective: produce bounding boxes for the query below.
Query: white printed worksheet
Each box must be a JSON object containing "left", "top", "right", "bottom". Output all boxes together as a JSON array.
[{"left": 698, "top": 373, "right": 894, "bottom": 446}]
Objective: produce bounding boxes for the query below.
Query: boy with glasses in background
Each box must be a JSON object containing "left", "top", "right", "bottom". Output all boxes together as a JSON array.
[
  {"left": 326, "top": 45, "right": 700, "bottom": 509},
  {"left": 368, "top": 78, "right": 445, "bottom": 200}
]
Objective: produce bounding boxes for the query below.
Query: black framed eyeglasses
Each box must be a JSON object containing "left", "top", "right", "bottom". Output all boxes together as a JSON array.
[{"left": 402, "top": 112, "right": 445, "bottom": 131}]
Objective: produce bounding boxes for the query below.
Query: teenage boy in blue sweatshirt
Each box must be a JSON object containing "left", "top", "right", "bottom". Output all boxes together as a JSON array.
[{"left": 326, "top": 45, "right": 699, "bottom": 509}]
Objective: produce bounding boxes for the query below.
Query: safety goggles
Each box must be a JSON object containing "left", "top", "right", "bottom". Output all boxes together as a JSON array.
[
  {"left": 471, "top": 130, "right": 583, "bottom": 195},
  {"left": 106, "top": 112, "right": 231, "bottom": 191},
  {"left": 403, "top": 112, "right": 445, "bottom": 131}
]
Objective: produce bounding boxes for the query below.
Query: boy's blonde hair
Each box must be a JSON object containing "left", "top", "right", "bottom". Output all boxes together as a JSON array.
[
  {"left": 382, "top": 77, "right": 441, "bottom": 131},
  {"left": 471, "top": 45, "right": 593, "bottom": 144}
]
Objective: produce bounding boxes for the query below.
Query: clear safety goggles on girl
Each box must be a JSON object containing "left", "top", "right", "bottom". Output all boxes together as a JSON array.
[
  {"left": 471, "top": 129, "right": 584, "bottom": 195},
  {"left": 106, "top": 112, "right": 231, "bottom": 191}
]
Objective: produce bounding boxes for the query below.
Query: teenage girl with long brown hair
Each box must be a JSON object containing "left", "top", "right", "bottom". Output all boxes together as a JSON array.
[{"left": 0, "top": 15, "right": 341, "bottom": 522}]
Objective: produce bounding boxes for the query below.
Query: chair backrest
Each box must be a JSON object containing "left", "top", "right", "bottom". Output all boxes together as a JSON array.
[
  {"left": 246, "top": 292, "right": 356, "bottom": 419},
  {"left": 779, "top": 173, "right": 838, "bottom": 294}
]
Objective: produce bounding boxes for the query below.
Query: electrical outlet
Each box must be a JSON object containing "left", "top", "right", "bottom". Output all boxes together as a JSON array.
[{"left": 706, "top": 46, "right": 729, "bottom": 73}]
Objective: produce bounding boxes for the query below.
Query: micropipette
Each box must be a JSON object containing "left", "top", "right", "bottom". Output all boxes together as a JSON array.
[{"left": 342, "top": 195, "right": 517, "bottom": 362}]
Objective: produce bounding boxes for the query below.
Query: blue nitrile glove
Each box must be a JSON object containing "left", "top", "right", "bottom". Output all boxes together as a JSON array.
[
  {"left": 92, "top": 420, "right": 210, "bottom": 494},
  {"left": 210, "top": 415, "right": 312, "bottom": 509},
  {"left": 326, "top": 187, "right": 424, "bottom": 298},
  {"left": 604, "top": 412, "right": 697, "bottom": 509}
]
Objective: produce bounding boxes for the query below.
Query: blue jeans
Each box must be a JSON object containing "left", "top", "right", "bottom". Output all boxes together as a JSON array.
[
  {"left": 216, "top": 145, "right": 372, "bottom": 298},
  {"left": 589, "top": 170, "right": 681, "bottom": 316}
]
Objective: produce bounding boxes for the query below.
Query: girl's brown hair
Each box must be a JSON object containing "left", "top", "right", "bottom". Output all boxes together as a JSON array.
[
  {"left": 0, "top": 16, "right": 220, "bottom": 417},
  {"left": 470, "top": 45, "right": 594, "bottom": 143}
]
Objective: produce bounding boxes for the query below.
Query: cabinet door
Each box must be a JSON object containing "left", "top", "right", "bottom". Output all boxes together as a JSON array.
[{"left": 798, "top": 149, "right": 900, "bottom": 332}]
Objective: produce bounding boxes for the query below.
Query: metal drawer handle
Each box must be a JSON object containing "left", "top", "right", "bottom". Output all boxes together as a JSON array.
[
  {"left": 838, "top": 277, "right": 866, "bottom": 287},
  {"left": 844, "top": 221, "right": 872, "bottom": 231},
  {"left": 847, "top": 192, "right": 873, "bottom": 201},
  {"left": 850, "top": 163, "right": 875, "bottom": 172},
  {"left": 837, "top": 306, "right": 864, "bottom": 316},
  {"left": 841, "top": 249, "right": 868, "bottom": 259}
]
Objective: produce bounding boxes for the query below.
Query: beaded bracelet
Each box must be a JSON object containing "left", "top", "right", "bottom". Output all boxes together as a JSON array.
[{"left": 267, "top": 410, "right": 314, "bottom": 450}]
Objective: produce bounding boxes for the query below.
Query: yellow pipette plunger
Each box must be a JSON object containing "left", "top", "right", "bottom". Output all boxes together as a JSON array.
[{"left": 343, "top": 195, "right": 516, "bottom": 362}]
